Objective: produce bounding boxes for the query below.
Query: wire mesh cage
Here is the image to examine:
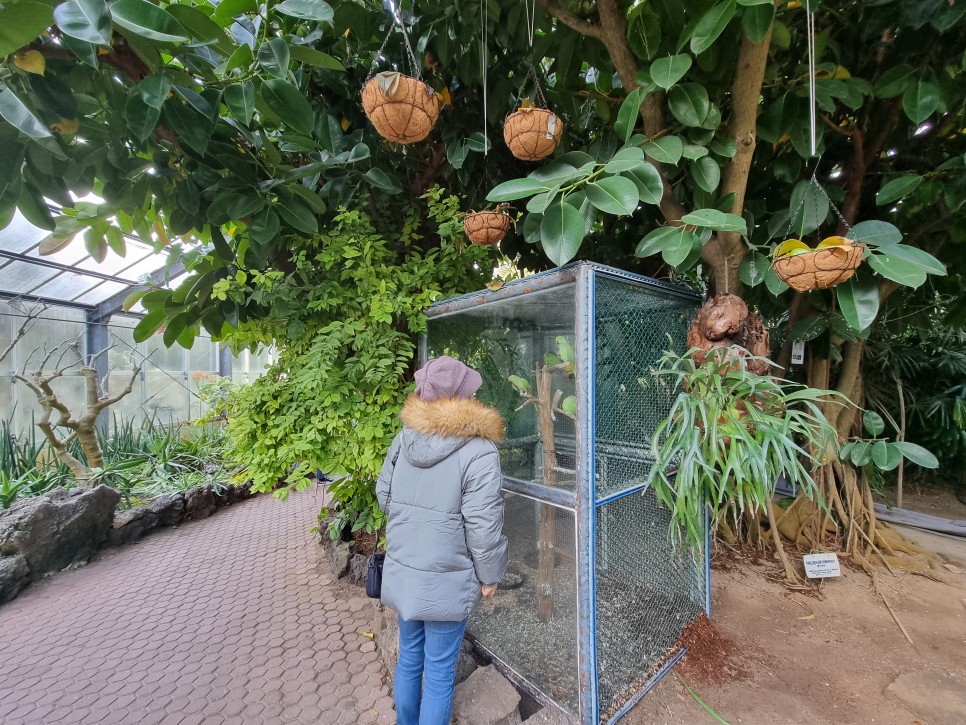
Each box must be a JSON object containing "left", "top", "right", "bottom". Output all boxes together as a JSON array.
[{"left": 424, "top": 262, "right": 709, "bottom": 724}]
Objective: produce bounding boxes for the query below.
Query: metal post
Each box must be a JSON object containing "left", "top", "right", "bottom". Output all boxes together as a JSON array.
[
  {"left": 85, "top": 311, "right": 111, "bottom": 433},
  {"left": 218, "top": 342, "right": 232, "bottom": 379},
  {"left": 574, "top": 264, "right": 598, "bottom": 724}
]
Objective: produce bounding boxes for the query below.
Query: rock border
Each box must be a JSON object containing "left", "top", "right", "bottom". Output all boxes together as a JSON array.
[{"left": 0, "top": 481, "right": 255, "bottom": 605}]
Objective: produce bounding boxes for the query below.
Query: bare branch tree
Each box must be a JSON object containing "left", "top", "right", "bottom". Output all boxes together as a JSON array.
[
  {"left": 0, "top": 300, "right": 48, "bottom": 366},
  {"left": 15, "top": 339, "right": 143, "bottom": 482}
]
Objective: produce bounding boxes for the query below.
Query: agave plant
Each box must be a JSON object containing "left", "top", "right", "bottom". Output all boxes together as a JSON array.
[{"left": 647, "top": 346, "right": 842, "bottom": 549}]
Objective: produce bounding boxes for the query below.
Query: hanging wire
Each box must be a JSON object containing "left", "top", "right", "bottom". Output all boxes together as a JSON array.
[
  {"left": 526, "top": 64, "right": 548, "bottom": 108},
  {"left": 805, "top": 0, "right": 818, "bottom": 158},
  {"left": 524, "top": 0, "right": 537, "bottom": 48},
  {"left": 481, "top": 0, "right": 488, "bottom": 156}
]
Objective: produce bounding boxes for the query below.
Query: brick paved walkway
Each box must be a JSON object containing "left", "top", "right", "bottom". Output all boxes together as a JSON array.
[{"left": 0, "top": 489, "right": 394, "bottom": 725}]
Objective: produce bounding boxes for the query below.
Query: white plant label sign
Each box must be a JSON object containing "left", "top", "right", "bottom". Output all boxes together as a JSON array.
[
  {"left": 791, "top": 340, "right": 805, "bottom": 366},
  {"left": 803, "top": 552, "right": 841, "bottom": 578}
]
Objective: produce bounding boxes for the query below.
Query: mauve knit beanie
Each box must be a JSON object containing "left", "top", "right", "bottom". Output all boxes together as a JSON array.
[{"left": 414, "top": 356, "right": 483, "bottom": 401}]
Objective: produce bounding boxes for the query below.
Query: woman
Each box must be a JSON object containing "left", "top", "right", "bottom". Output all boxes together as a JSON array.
[{"left": 376, "top": 355, "right": 508, "bottom": 725}]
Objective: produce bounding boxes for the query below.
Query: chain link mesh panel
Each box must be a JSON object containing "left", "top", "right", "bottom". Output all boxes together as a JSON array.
[
  {"left": 426, "top": 283, "right": 578, "bottom": 491},
  {"left": 595, "top": 487, "right": 707, "bottom": 720},
  {"left": 469, "top": 493, "right": 579, "bottom": 713},
  {"left": 594, "top": 276, "right": 697, "bottom": 500}
]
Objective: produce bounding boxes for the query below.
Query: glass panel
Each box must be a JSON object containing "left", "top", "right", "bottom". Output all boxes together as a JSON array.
[
  {"left": 188, "top": 335, "right": 218, "bottom": 419},
  {"left": 469, "top": 493, "right": 579, "bottom": 714},
  {"left": 0, "top": 212, "right": 49, "bottom": 253},
  {"left": 104, "top": 319, "right": 145, "bottom": 425},
  {"left": 0, "top": 262, "right": 58, "bottom": 294},
  {"left": 30, "top": 271, "right": 101, "bottom": 302},
  {"left": 142, "top": 371, "right": 189, "bottom": 423},
  {"left": 113, "top": 252, "right": 170, "bottom": 282},
  {"left": 426, "top": 283, "right": 578, "bottom": 491},
  {"left": 595, "top": 488, "right": 706, "bottom": 720},
  {"left": 594, "top": 275, "right": 698, "bottom": 499},
  {"left": 74, "top": 252, "right": 143, "bottom": 279},
  {"left": 35, "top": 242, "right": 89, "bottom": 267}
]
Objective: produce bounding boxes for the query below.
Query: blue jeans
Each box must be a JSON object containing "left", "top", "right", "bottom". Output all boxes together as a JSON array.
[{"left": 395, "top": 617, "right": 468, "bottom": 725}]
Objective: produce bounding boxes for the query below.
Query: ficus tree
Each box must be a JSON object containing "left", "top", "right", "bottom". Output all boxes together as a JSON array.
[{"left": 0, "top": 0, "right": 963, "bottom": 568}]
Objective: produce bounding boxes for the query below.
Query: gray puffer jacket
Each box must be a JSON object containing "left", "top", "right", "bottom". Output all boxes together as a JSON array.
[{"left": 376, "top": 395, "right": 508, "bottom": 622}]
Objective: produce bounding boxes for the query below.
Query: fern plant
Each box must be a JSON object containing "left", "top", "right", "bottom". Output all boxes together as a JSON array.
[{"left": 648, "top": 346, "right": 840, "bottom": 548}]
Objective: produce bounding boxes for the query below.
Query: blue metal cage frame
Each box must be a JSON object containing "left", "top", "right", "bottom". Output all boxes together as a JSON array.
[{"left": 424, "top": 262, "right": 710, "bottom": 724}]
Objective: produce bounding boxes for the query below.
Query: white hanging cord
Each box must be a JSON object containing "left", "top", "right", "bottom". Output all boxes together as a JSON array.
[
  {"left": 805, "top": 0, "right": 818, "bottom": 159},
  {"left": 481, "top": 0, "right": 488, "bottom": 156},
  {"left": 524, "top": 0, "right": 536, "bottom": 48}
]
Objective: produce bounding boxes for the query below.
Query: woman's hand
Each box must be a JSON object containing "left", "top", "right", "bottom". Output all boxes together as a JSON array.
[{"left": 481, "top": 584, "right": 498, "bottom": 597}]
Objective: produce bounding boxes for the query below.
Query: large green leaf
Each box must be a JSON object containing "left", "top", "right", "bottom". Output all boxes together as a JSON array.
[
  {"left": 644, "top": 135, "right": 683, "bottom": 165},
  {"left": 208, "top": 190, "right": 265, "bottom": 225},
  {"left": 540, "top": 202, "right": 585, "bottom": 266},
  {"left": 111, "top": 0, "right": 188, "bottom": 42},
  {"left": 866, "top": 249, "right": 928, "bottom": 288},
  {"left": 261, "top": 78, "right": 314, "bottom": 134},
  {"left": 54, "top": 0, "right": 112, "bottom": 46},
  {"left": 836, "top": 274, "right": 879, "bottom": 332},
  {"left": 635, "top": 226, "right": 678, "bottom": 257},
  {"left": 212, "top": 0, "right": 256, "bottom": 24},
  {"left": 690, "top": 0, "right": 736, "bottom": 55},
  {"left": 133, "top": 309, "right": 166, "bottom": 343},
  {"left": 681, "top": 208, "right": 747, "bottom": 234},
  {"left": 627, "top": 2, "right": 661, "bottom": 61},
  {"left": 0, "top": 1, "right": 55, "bottom": 56},
  {"left": 288, "top": 46, "right": 345, "bottom": 71},
  {"left": 863, "top": 410, "right": 886, "bottom": 437},
  {"left": 257, "top": 38, "right": 291, "bottom": 78},
  {"left": 668, "top": 83, "right": 710, "bottom": 127},
  {"left": 788, "top": 180, "right": 828, "bottom": 236},
  {"left": 874, "top": 244, "right": 945, "bottom": 276},
  {"left": 902, "top": 82, "right": 940, "bottom": 123},
  {"left": 623, "top": 162, "right": 663, "bottom": 205},
  {"left": 662, "top": 228, "right": 701, "bottom": 267},
  {"left": 847, "top": 220, "right": 902, "bottom": 247},
  {"left": 249, "top": 207, "right": 280, "bottom": 246},
  {"left": 614, "top": 88, "right": 642, "bottom": 143},
  {"left": 874, "top": 64, "right": 916, "bottom": 99},
  {"left": 487, "top": 178, "right": 550, "bottom": 202},
  {"left": 738, "top": 251, "right": 769, "bottom": 287},
  {"left": 274, "top": 0, "right": 334, "bottom": 22},
  {"left": 224, "top": 81, "right": 255, "bottom": 125},
  {"left": 166, "top": 5, "right": 232, "bottom": 51},
  {"left": 892, "top": 441, "right": 939, "bottom": 469},
  {"left": 650, "top": 54, "right": 692, "bottom": 90},
  {"left": 60, "top": 34, "right": 98, "bottom": 66},
  {"left": 17, "top": 183, "right": 55, "bottom": 231},
  {"left": 603, "top": 147, "right": 646, "bottom": 174},
  {"left": 710, "top": 136, "right": 737, "bottom": 158},
  {"left": 138, "top": 72, "right": 172, "bottom": 109},
  {"left": 585, "top": 177, "right": 639, "bottom": 216},
  {"left": 741, "top": 3, "right": 773, "bottom": 43},
  {"left": 691, "top": 156, "right": 720, "bottom": 193},
  {"left": 126, "top": 93, "right": 160, "bottom": 140},
  {"left": 872, "top": 441, "right": 902, "bottom": 471},
  {"left": 876, "top": 174, "right": 923, "bottom": 205},
  {"left": 0, "top": 88, "right": 52, "bottom": 139},
  {"left": 275, "top": 193, "right": 318, "bottom": 235},
  {"left": 162, "top": 102, "right": 210, "bottom": 154}
]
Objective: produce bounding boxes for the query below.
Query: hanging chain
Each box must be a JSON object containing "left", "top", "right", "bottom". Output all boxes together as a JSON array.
[
  {"left": 366, "top": 11, "right": 422, "bottom": 82},
  {"left": 526, "top": 64, "right": 548, "bottom": 108}
]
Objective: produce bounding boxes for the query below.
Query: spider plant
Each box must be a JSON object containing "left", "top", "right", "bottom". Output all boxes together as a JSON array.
[{"left": 647, "top": 346, "right": 841, "bottom": 548}]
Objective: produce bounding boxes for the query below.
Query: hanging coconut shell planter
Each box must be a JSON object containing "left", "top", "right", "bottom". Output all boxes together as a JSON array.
[
  {"left": 362, "top": 71, "right": 440, "bottom": 144},
  {"left": 361, "top": 19, "right": 439, "bottom": 144},
  {"left": 464, "top": 205, "right": 513, "bottom": 246},
  {"left": 504, "top": 103, "right": 563, "bottom": 161},
  {"left": 504, "top": 66, "right": 563, "bottom": 161},
  {"left": 771, "top": 236, "right": 865, "bottom": 292}
]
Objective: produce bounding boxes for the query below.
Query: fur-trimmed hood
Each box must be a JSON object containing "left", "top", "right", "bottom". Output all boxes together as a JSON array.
[{"left": 398, "top": 396, "right": 504, "bottom": 469}]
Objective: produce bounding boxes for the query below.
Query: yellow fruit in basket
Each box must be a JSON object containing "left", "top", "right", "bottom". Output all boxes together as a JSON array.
[
  {"left": 816, "top": 236, "right": 851, "bottom": 249},
  {"left": 773, "top": 239, "right": 810, "bottom": 258}
]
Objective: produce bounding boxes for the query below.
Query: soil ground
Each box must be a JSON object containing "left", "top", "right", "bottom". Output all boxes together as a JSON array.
[{"left": 627, "top": 536, "right": 966, "bottom": 725}]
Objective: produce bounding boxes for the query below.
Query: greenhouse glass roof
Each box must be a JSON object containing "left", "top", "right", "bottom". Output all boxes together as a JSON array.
[{"left": 0, "top": 210, "right": 181, "bottom": 314}]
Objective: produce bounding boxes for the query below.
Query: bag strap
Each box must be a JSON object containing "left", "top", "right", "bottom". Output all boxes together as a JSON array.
[{"left": 378, "top": 445, "right": 401, "bottom": 544}]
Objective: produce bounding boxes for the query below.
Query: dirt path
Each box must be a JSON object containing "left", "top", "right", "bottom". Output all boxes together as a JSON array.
[{"left": 627, "top": 541, "right": 966, "bottom": 725}]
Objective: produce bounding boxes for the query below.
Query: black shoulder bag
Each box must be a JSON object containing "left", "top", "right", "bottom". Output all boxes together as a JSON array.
[{"left": 366, "top": 447, "right": 398, "bottom": 599}]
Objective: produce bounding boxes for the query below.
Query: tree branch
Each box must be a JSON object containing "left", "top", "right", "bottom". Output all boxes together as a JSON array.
[
  {"left": 536, "top": 0, "right": 603, "bottom": 39},
  {"left": 0, "top": 302, "right": 46, "bottom": 366}
]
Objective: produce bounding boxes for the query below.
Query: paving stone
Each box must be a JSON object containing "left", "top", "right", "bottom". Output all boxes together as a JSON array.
[
  {"left": 0, "top": 490, "right": 393, "bottom": 724},
  {"left": 453, "top": 665, "right": 523, "bottom": 725}
]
